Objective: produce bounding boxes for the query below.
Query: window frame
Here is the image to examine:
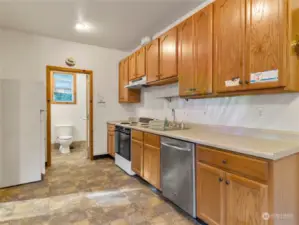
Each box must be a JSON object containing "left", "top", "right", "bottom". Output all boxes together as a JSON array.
[{"left": 51, "top": 71, "right": 77, "bottom": 104}]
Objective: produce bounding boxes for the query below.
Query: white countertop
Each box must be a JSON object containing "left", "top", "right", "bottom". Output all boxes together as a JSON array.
[{"left": 108, "top": 121, "right": 299, "bottom": 160}]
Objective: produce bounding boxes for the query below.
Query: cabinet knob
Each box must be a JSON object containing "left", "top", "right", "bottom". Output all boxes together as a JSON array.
[
  {"left": 222, "top": 160, "right": 227, "bottom": 164},
  {"left": 292, "top": 37, "right": 299, "bottom": 57},
  {"left": 245, "top": 80, "right": 250, "bottom": 85},
  {"left": 219, "top": 177, "right": 223, "bottom": 182},
  {"left": 239, "top": 80, "right": 243, "bottom": 85},
  {"left": 226, "top": 180, "right": 230, "bottom": 185}
]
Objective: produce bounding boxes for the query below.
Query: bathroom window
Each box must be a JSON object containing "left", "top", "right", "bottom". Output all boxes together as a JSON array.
[{"left": 51, "top": 72, "right": 76, "bottom": 104}]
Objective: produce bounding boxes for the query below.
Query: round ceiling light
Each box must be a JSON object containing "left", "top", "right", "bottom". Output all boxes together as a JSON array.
[{"left": 75, "top": 22, "right": 90, "bottom": 32}]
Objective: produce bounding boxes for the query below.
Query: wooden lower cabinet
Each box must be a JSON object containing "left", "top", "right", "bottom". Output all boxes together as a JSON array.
[
  {"left": 196, "top": 163, "right": 225, "bottom": 225},
  {"left": 226, "top": 173, "right": 268, "bottom": 225},
  {"left": 196, "top": 162, "right": 268, "bottom": 225},
  {"left": 143, "top": 143, "right": 161, "bottom": 189},
  {"left": 131, "top": 131, "right": 161, "bottom": 190},
  {"left": 131, "top": 139, "right": 144, "bottom": 176},
  {"left": 107, "top": 130, "right": 115, "bottom": 157}
]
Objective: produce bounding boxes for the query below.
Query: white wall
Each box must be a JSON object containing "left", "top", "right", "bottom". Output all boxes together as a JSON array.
[
  {"left": 51, "top": 74, "right": 87, "bottom": 143},
  {"left": 0, "top": 28, "right": 136, "bottom": 156}
]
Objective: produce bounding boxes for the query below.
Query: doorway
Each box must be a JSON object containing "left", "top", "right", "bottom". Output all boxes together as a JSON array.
[{"left": 46, "top": 66, "right": 94, "bottom": 167}]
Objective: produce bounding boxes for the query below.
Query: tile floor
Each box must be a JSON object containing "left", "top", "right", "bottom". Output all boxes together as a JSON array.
[{"left": 0, "top": 148, "right": 200, "bottom": 225}]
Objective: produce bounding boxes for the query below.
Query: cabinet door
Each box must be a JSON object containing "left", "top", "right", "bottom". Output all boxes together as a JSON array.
[
  {"left": 196, "top": 163, "right": 225, "bottom": 225},
  {"left": 244, "top": 0, "right": 285, "bottom": 90},
  {"left": 122, "top": 58, "right": 129, "bottom": 101},
  {"left": 194, "top": 4, "right": 213, "bottom": 95},
  {"left": 107, "top": 131, "right": 114, "bottom": 157},
  {"left": 110, "top": 132, "right": 115, "bottom": 157},
  {"left": 178, "top": 17, "right": 195, "bottom": 96},
  {"left": 129, "top": 53, "right": 136, "bottom": 81},
  {"left": 136, "top": 47, "right": 146, "bottom": 78},
  {"left": 226, "top": 173, "right": 268, "bottom": 225},
  {"left": 215, "top": 0, "right": 246, "bottom": 92},
  {"left": 131, "top": 139, "right": 143, "bottom": 176},
  {"left": 146, "top": 39, "right": 160, "bottom": 83},
  {"left": 118, "top": 61, "right": 125, "bottom": 102},
  {"left": 160, "top": 27, "right": 178, "bottom": 80},
  {"left": 143, "top": 144, "right": 161, "bottom": 189}
]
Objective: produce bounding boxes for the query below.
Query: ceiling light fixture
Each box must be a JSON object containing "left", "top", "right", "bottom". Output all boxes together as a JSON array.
[{"left": 75, "top": 22, "right": 90, "bottom": 32}]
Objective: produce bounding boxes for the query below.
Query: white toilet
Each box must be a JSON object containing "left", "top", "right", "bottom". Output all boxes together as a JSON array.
[{"left": 55, "top": 125, "right": 73, "bottom": 154}]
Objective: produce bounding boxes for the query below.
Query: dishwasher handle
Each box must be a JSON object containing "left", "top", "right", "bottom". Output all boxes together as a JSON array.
[{"left": 161, "top": 142, "right": 191, "bottom": 152}]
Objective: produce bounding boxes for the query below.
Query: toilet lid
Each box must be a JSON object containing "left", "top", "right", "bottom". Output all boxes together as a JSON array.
[{"left": 59, "top": 136, "right": 72, "bottom": 140}]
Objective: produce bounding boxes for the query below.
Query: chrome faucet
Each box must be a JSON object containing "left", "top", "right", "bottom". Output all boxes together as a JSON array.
[{"left": 172, "top": 109, "right": 176, "bottom": 124}]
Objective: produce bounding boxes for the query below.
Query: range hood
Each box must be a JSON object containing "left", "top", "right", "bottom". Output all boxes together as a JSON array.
[{"left": 125, "top": 76, "right": 147, "bottom": 89}]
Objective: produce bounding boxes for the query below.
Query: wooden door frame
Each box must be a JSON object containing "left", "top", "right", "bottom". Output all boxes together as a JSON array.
[{"left": 46, "top": 65, "right": 94, "bottom": 167}]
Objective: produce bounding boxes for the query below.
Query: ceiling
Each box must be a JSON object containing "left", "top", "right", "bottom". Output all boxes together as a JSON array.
[{"left": 0, "top": 0, "right": 203, "bottom": 51}]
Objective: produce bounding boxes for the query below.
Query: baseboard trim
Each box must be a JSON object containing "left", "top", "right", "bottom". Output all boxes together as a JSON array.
[{"left": 93, "top": 154, "right": 114, "bottom": 160}]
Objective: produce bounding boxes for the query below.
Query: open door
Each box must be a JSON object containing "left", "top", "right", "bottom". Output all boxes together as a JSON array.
[{"left": 46, "top": 66, "right": 94, "bottom": 166}]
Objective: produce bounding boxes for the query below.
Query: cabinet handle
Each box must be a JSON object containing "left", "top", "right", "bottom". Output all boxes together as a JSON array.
[
  {"left": 292, "top": 36, "right": 299, "bottom": 57},
  {"left": 245, "top": 80, "right": 250, "bottom": 85},
  {"left": 222, "top": 160, "right": 227, "bottom": 164},
  {"left": 226, "top": 180, "right": 230, "bottom": 185},
  {"left": 219, "top": 177, "right": 223, "bottom": 182},
  {"left": 239, "top": 80, "right": 243, "bottom": 85}
]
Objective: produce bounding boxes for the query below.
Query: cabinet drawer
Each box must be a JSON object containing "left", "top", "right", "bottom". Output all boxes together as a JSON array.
[
  {"left": 132, "top": 130, "right": 144, "bottom": 142},
  {"left": 196, "top": 146, "right": 269, "bottom": 182},
  {"left": 144, "top": 132, "right": 160, "bottom": 148},
  {"left": 107, "top": 124, "right": 115, "bottom": 132}
]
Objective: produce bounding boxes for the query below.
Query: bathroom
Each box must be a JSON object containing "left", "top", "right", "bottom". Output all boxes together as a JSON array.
[{"left": 50, "top": 72, "right": 89, "bottom": 160}]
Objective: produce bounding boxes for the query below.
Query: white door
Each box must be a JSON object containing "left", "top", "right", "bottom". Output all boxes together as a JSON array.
[{"left": 0, "top": 79, "right": 43, "bottom": 188}]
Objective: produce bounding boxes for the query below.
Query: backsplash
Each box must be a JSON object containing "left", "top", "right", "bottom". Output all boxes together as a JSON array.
[{"left": 135, "top": 84, "right": 299, "bottom": 132}]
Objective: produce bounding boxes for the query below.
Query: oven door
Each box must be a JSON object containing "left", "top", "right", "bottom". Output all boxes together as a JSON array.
[{"left": 118, "top": 132, "right": 131, "bottom": 161}]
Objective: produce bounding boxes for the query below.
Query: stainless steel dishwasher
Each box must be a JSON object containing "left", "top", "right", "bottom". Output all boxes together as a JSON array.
[{"left": 161, "top": 137, "right": 196, "bottom": 217}]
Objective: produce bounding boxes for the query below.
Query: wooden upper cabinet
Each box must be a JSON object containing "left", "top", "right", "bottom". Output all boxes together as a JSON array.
[
  {"left": 146, "top": 39, "right": 160, "bottom": 83},
  {"left": 193, "top": 4, "right": 213, "bottom": 95},
  {"left": 136, "top": 47, "right": 146, "bottom": 78},
  {"left": 118, "top": 61, "right": 125, "bottom": 101},
  {"left": 160, "top": 27, "right": 178, "bottom": 80},
  {"left": 245, "top": 0, "right": 284, "bottom": 90},
  {"left": 196, "top": 162, "right": 225, "bottom": 225},
  {"left": 226, "top": 173, "right": 268, "bottom": 225},
  {"left": 178, "top": 17, "right": 195, "bottom": 96},
  {"left": 215, "top": 0, "right": 246, "bottom": 93},
  {"left": 129, "top": 53, "right": 136, "bottom": 81},
  {"left": 119, "top": 58, "right": 141, "bottom": 103}
]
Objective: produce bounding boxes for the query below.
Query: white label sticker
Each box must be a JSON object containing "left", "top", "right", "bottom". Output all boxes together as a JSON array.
[
  {"left": 250, "top": 70, "right": 278, "bottom": 84},
  {"left": 225, "top": 78, "right": 240, "bottom": 87}
]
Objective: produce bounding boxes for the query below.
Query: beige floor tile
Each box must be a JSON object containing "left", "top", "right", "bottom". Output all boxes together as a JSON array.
[{"left": 0, "top": 148, "right": 198, "bottom": 225}]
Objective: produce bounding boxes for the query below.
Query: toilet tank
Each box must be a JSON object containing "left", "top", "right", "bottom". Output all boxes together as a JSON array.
[{"left": 55, "top": 125, "right": 73, "bottom": 137}]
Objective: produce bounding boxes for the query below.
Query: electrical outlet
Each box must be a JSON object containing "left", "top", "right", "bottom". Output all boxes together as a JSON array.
[{"left": 257, "top": 107, "right": 264, "bottom": 117}]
